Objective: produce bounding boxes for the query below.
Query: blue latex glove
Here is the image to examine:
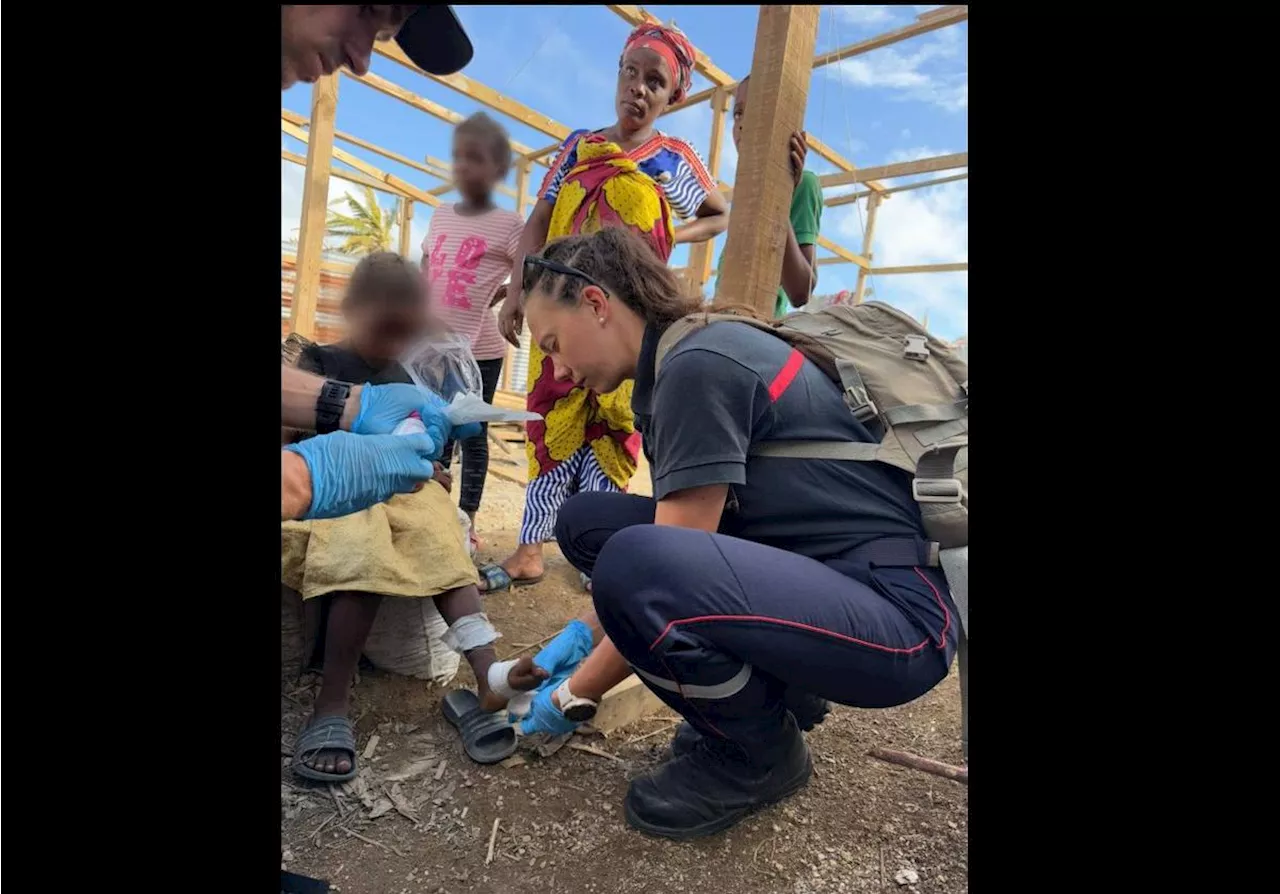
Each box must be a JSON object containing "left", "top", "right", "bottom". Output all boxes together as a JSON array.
[
  {"left": 286, "top": 430, "right": 437, "bottom": 520},
  {"left": 531, "top": 619, "right": 594, "bottom": 678},
  {"left": 517, "top": 682, "right": 582, "bottom": 737},
  {"left": 352, "top": 382, "right": 483, "bottom": 445}
]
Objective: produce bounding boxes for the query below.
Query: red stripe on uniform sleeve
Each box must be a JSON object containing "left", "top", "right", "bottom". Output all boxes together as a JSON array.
[{"left": 767, "top": 349, "right": 805, "bottom": 402}]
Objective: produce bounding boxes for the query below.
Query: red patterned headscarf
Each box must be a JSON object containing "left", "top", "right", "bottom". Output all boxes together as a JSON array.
[{"left": 620, "top": 23, "right": 695, "bottom": 104}]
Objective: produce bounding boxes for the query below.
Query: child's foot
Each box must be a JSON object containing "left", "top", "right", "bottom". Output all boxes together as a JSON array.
[
  {"left": 478, "top": 656, "right": 549, "bottom": 712},
  {"left": 293, "top": 709, "right": 358, "bottom": 780}
]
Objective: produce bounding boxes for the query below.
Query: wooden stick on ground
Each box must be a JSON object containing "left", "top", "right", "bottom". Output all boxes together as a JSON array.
[
  {"left": 867, "top": 747, "right": 968, "bottom": 784},
  {"left": 624, "top": 718, "right": 681, "bottom": 745},
  {"left": 486, "top": 463, "right": 528, "bottom": 488},
  {"left": 486, "top": 817, "right": 501, "bottom": 865},
  {"left": 345, "top": 828, "right": 406, "bottom": 857},
  {"left": 507, "top": 631, "right": 557, "bottom": 657},
  {"left": 568, "top": 742, "right": 626, "bottom": 764}
]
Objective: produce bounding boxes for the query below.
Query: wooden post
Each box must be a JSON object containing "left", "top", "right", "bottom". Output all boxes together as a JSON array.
[
  {"left": 290, "top": 74, "right": 339, "bottom": 339},
  {"left": 852, "top": 191, "right": 882, "bottom": 304},
  {"left": 515, "top": 158, "right": 532, "bottom": 218},
  {"left": 503, "top": 158, "right": 533, "bottom": 394},
  {"left": 398, "top": 198, "right": 414, "bottom": 257},
  {"left": 686, "top": 87, "right": 730, "bottom": 289},
  {"left": 715, "top": 6, "right": 820, "bottom": 317}
]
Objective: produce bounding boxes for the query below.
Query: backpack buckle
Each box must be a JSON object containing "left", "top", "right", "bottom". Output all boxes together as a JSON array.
[
  {"left": 913, "top": 477, "right": 963, "bottom": 503},
  {"left": 903, "top": 335, "right": 931, "bottom": 361},
  {"left": 844, "top": 385, "right": 878, "bottom": 423}
]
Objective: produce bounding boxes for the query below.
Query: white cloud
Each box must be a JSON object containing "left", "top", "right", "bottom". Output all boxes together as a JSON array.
[
  {"left": 823, "top": 144, "right": 968, "bottom": 337},
  {"left": 822, "top": 24, "right": 967, "bottom": 113},
  {"left": 833, "top": 6, "right": 901, "bottom": 28},
  {"left": 520, "top": 27, "right": 615, "bottom": 114}
]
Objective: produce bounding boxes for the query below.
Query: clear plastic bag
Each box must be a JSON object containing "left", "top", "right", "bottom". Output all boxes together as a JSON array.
[
  {"left": 401, "top": 333, "right": 483, "bottom": 402},
  {"left": 400, "top": 334, "right": 543, "bottom": 426}
]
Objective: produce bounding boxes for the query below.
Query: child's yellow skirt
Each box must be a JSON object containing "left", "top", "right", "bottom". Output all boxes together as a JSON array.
[{"left": 281, "top": 482, "right": 479, "bottom": 600}]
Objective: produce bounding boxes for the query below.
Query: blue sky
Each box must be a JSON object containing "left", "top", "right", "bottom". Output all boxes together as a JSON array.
[{"left": 282, "top": 5, "right": 968, "bottom": 340}]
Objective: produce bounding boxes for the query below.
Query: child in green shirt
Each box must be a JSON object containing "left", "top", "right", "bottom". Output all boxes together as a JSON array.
[{"left": 714, "top": 74, "right": 824, "bottom": 317}]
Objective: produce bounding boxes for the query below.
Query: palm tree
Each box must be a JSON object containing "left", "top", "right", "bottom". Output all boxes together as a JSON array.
[{"left": 324, "top": 186, "right": 400, "bottom": 256}]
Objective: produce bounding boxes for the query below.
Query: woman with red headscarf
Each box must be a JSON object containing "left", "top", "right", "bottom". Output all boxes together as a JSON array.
[{"left": 480, "top": 22, "right": 728, "bottom": 592}]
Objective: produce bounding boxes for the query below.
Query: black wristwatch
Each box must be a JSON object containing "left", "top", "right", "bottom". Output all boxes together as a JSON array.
[{"left": 315, "top": 380, "right": 353, "bottom": 434}]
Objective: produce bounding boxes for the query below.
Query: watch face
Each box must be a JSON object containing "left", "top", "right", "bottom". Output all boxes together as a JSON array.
[{"left": 563, "top": 702, "right": 598, "bottom": 723}]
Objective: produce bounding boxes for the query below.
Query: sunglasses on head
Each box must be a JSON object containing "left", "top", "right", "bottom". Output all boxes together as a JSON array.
[{"left": 522, "top": 255, "right": 606, "bottom": 296}]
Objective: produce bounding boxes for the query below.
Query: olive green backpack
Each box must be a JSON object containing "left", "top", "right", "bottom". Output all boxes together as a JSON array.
[{"left": 655, "top": 301, "right": 968, "bottom": 552}]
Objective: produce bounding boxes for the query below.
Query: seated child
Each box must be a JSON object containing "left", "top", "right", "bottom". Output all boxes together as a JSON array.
[{"left": 282, "top": 251, "right": 545, "bottom": 783}]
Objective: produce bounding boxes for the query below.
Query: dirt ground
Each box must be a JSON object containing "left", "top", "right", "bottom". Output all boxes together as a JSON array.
[{"left": 281, "top": 440, "right": 968, "bottom": 894}]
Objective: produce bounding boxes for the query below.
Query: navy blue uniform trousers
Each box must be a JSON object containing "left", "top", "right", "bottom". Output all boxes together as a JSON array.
[{"left": 556, "top": 492, "right": 958, "bottom": 746}]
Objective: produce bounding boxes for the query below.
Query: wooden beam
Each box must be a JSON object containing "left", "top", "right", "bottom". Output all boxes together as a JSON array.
[
  {"left": 819, "top": 153, "right": 968, "bottom": 189},
  {"left": 282, "top": 107, "right": 450, "bottom": 180},
  {"left": 870, "top": 262, "right": 968, "bottom": 275},
  {"left": 716, "top": 6, "right": 821, "bottom": 317},
  {"left": 282, "top": 119, "right": 442, "bottom": 208},
  {"left": 344, "top": 70, "right": 552, "bottom": 170},
  {"left": 853, "top": 193, "right": 882, "bottom": 303},
  {"left": 282, "top": 149, "right": 414, "bottom": 200},
  {"left": 398, "top": 199, "right": 414, "bottom": 257},
  {"left": 826, "top": 172, "right": 968, "bottom": 207},
  {"left": 685, "top": 87, "right": 730, "bottom": 287},
  {"left": 515, "top": 159, "right": 532, "bottom": 218},
  {"left": 814, "top": 234, "right": 870, "bottom": 270},
  {"left": 812, "top": 6, "right": 968, "bottom": 69},
  {"left": 291, "top": 75, "right": 339, "bottom": 340},
  {"left": 374, "top": 39, "right": 571, "bottom": 141},
  {"left": 660, "top": 84, "right": 720, "bottom": 118},
  {"left": 606, "top": 5, "right": 736, "bottom": 86},
  {"left": 524, "top": 141, "right": 563, "bottom": 162},
  {"left": 805, "top": 134, "right": 887, "bottom": 195},
  {"left": 588, "top": 675, "right": 667, "bottom": 735},
  {"left": 919, "top": 5, "right": 968, "bottom": 23},
  {"left": 281, "top": 252, "right": 356, "bottom": 277}
]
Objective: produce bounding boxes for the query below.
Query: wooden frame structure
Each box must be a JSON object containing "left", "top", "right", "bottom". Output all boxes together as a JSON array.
[{"left": 282, "top": 4, "right": 968, "bottom": 337}]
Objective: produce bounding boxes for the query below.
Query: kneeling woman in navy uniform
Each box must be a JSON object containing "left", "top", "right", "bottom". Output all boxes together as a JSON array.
[{"left": 515, "top": 226, "right": 959, "bottom": 840}]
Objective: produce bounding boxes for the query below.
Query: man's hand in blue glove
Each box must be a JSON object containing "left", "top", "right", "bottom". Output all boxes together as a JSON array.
[
  {"left": 285, "top": 430, "right": 437, "bottom": 520},
  {"left": 351, "top": 382, "right": 483, "bottom": 447},
  {"left": 531, "top": 619, "right": 594, "bottom": 679},
  {"left": 517, "top": 682, "right": 581, "bottom": 737}
]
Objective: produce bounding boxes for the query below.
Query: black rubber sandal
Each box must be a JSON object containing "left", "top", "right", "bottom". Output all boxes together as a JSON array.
[{"left": 442, "top": 689, "right": 518, "bottom": 764}]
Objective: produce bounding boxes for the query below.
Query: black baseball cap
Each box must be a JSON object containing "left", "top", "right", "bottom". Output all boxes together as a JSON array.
[{"left": 395, "top": 6, "right": 474, "bottom": 75}]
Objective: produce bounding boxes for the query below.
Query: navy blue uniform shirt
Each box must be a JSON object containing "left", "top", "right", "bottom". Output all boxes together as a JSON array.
[{"left": 631, "top": 321, "right": 925, "bottom": 560}]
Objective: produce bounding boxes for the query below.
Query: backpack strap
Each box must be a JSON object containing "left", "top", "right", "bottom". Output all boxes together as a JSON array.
[
  {"left": 748, "top": 439, "right": 904, "bottom": 469},
  {"left": 748, "top": 436, "right": 965, "bottom": 507},
  {"left": 654, "top": 312, "right": 789, "bottom": 377},
  {"left": 912, "top": 439, "right": 967, "bottom": 504},
  {"left": 880, "top": 400, "right": 968, "bottom": 427}
]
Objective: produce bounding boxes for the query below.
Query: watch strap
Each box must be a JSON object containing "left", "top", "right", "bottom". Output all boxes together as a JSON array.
[{"left": 315, "top": 380, "right": 352, "bottom": 435}]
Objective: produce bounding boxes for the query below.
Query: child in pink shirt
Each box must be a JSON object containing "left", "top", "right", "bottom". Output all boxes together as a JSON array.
[{"left": 424, "top": 113, "right": 525, "bottom": 549}]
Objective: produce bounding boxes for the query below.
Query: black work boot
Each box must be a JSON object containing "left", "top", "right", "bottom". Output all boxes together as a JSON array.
[
  {"left": 669, "top": 689, "right": 830, "bottom": 757},
  {"left": 626, "top": 713, "right": 812, "bottom": 840}
]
